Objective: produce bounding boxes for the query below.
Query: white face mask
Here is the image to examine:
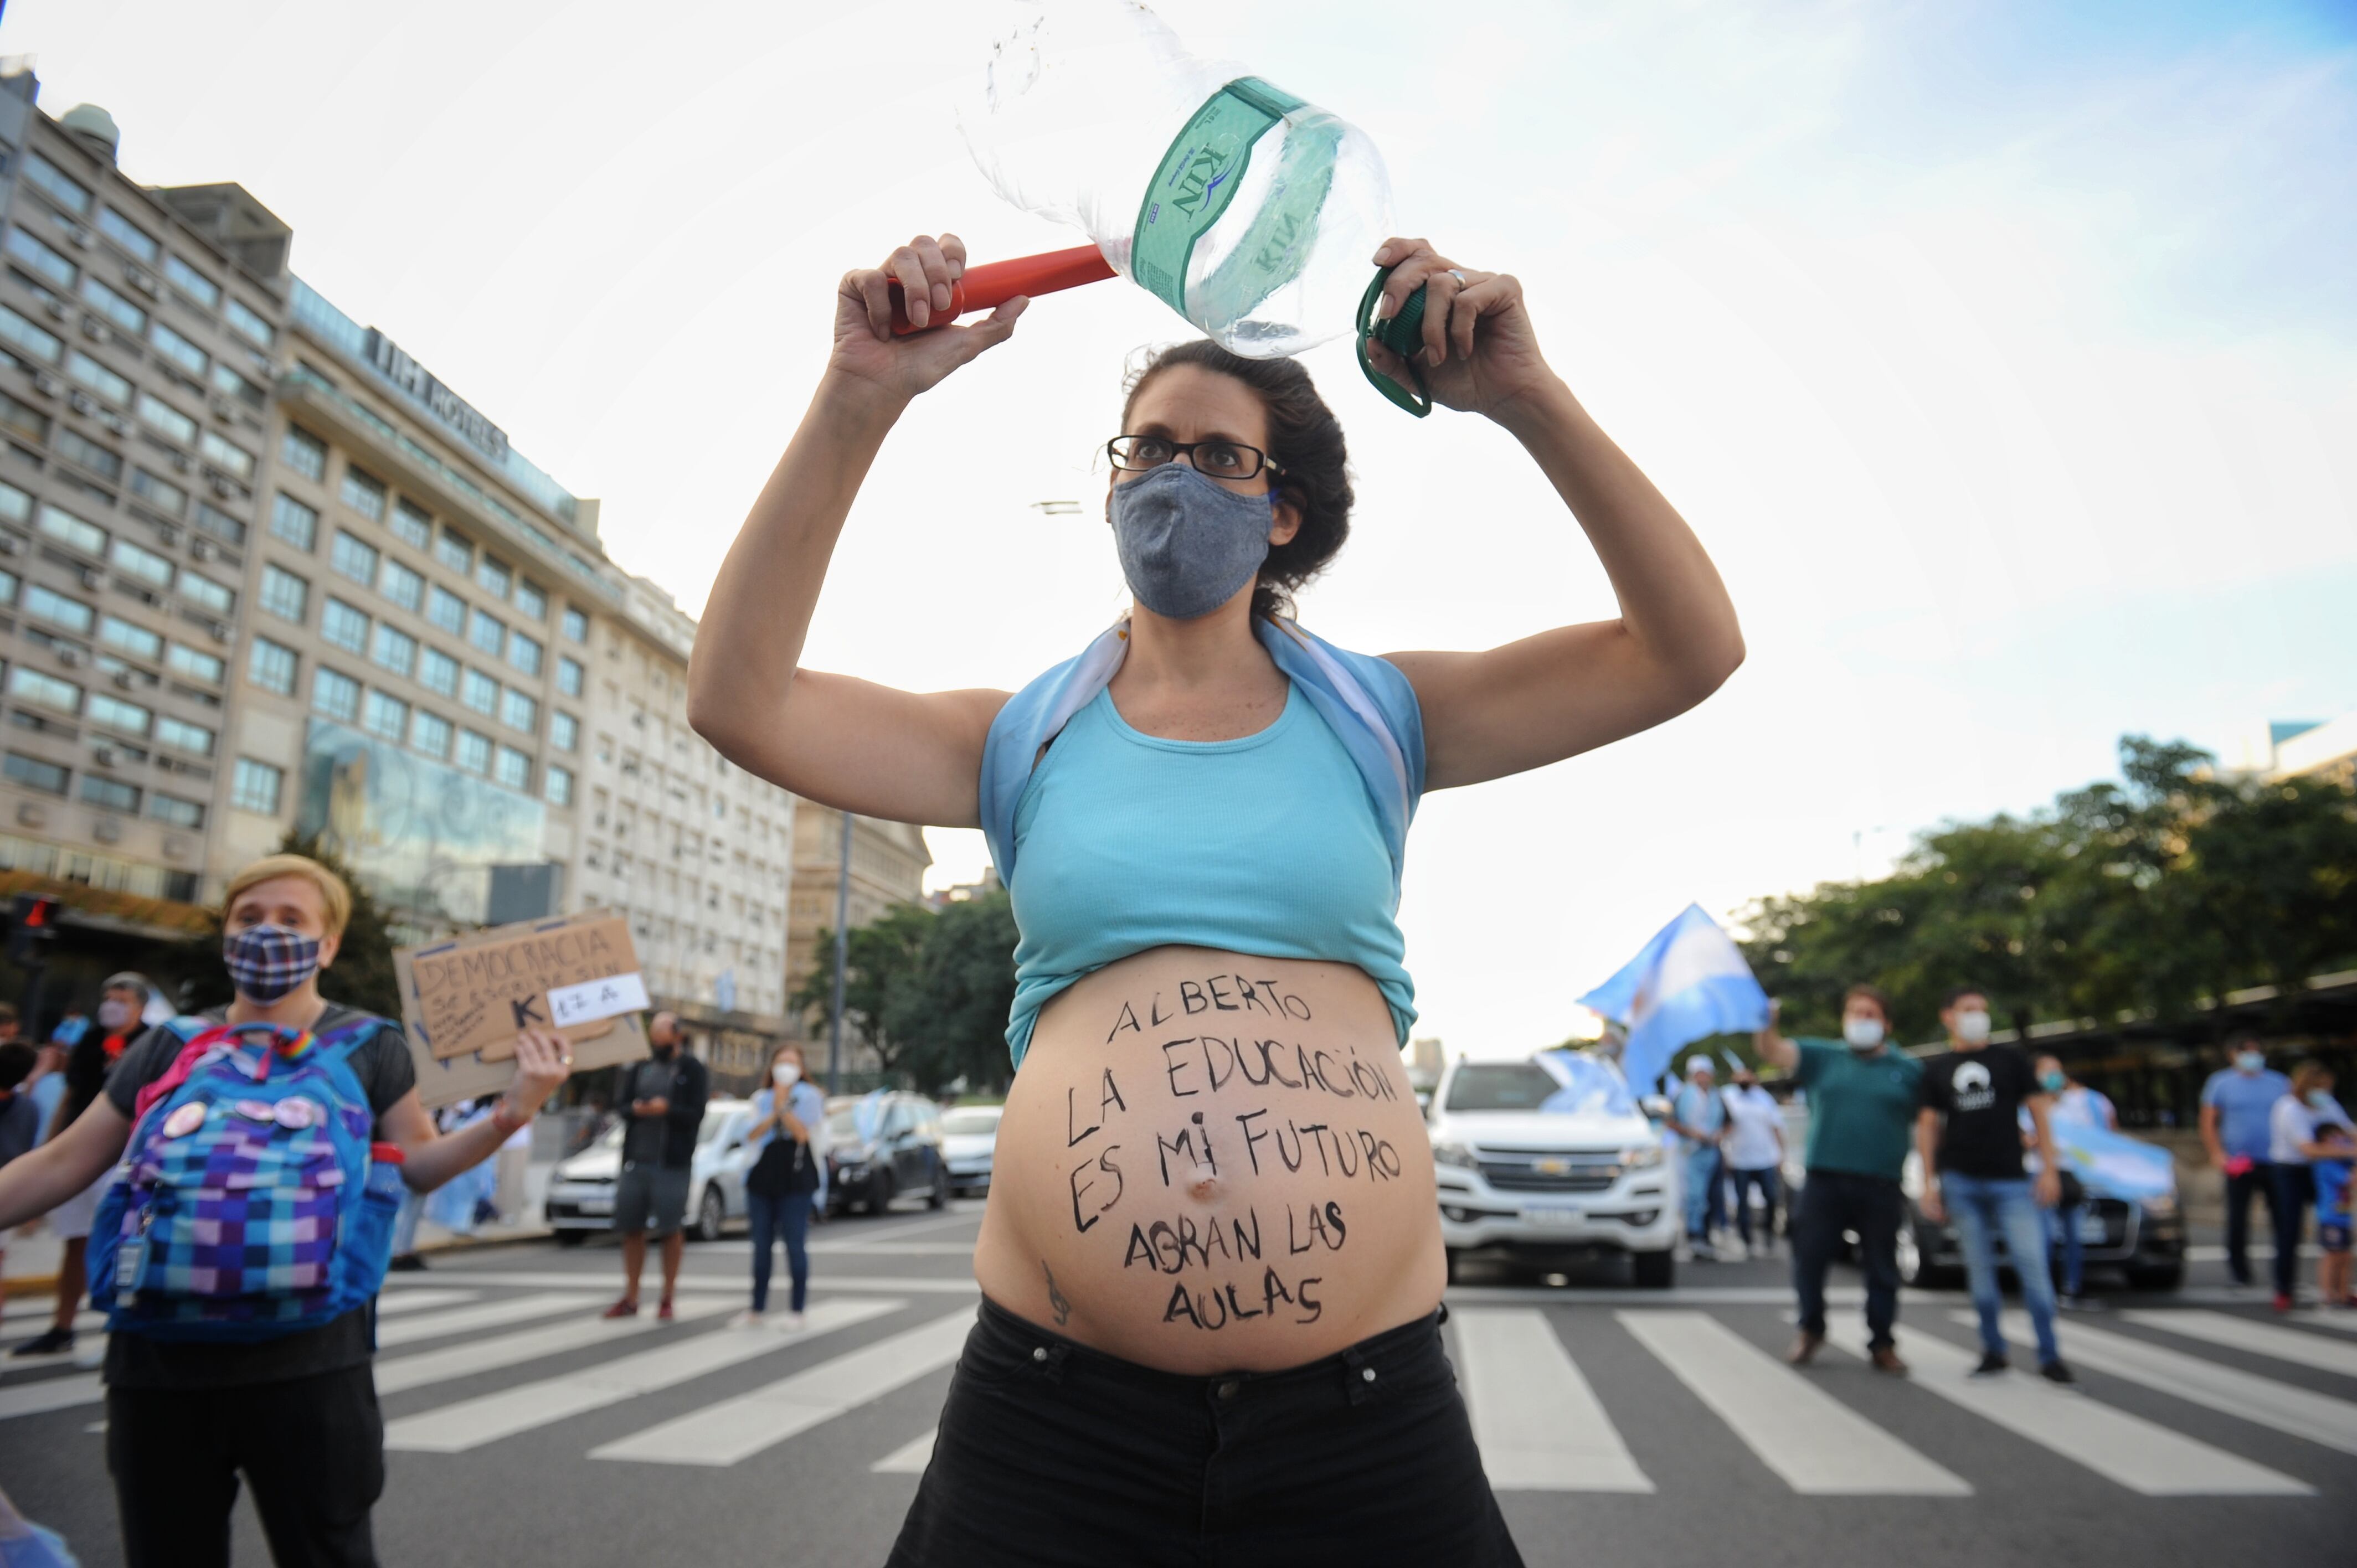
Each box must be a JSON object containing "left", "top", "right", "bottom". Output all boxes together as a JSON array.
[
  {"left": 2235, "top": 1051, "right": 2266, "bottom": 1074},
  {"left": 97, "top": 999, "right": 135, "bottom": 1030},
  {"left": 1842, "top": 1017, "right": 1885, "bottom": 1051},
  {"left": 1954, "top": 1009, "right": 1993, "bottom": 1045},
  {"left": 772, "top": 1062, "right": 801, "bottom": 1087}
]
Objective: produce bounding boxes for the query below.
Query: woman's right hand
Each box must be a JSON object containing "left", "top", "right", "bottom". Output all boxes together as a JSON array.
[{"left": 830, "top": 232, "right": 1027, "bottom": 405}]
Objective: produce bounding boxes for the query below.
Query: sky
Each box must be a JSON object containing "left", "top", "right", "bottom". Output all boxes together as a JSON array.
[{"left": 11, "top": 0, "right": 2353, "bottom": 1056}]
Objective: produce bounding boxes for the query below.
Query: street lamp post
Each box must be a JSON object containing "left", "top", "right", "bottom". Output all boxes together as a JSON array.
[{"left": 826, "top": 809, "right": 853, "bottom": 1095}]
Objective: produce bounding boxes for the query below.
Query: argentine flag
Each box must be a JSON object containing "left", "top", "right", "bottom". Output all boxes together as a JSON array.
[{"left": 1579, "top": 904, "right": 1772, "bottom": 1094}]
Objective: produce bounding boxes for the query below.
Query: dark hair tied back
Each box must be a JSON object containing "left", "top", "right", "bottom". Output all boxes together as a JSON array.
[{"left": 1122, "top": 341, "right": 1353, "bottom": 622}]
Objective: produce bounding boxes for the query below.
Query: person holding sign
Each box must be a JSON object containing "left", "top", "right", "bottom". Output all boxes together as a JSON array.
[
  {"left": 0, "top": 853, "right": 572, "bottom": 1568},
  {"left": 689, "top": 228, "right": 1742, "bottom": 1566}
]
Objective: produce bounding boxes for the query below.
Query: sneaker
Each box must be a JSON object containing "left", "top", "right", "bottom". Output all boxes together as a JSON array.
[
  {"left": 1785, "top": 1330, "right": 1824, "bottom": 1366},
  {"left": 2273, "top": 1292, "right": 2294, "bottom": 1314},
  {"left": 1970, "top": 1352, "right": 2010, "bottom": 1377},
  {"left": 1869, "top": 1345, "right": 1909, "bottom": 1376},
  {"left": 2057, "top": 1294, "right": 2109, "bottom": 1314},
  {"left": 728, "top": 1309, "right": 764, "bottom": 1330},
  {"left": 1691, "top": 1242, "right": 1719, "bottom": 1263},
  {"left": 8, "top": 1328, "right": 74, "bottom": 1358},
  {"left": 656, "top": 1299, "right": 676, "bottom": 1322},
  {"left": 600, "top": 1299, "right": 639, "bottom": 1320},
  {"left": 387, "top": 1254, "right": 429, "bottom": 1273},
  {"left": 776, "top": 1311, "right": 807, "bottom": 1333},
  {"left": 2039, "top": 1360, "right": 2076, "bottom": 1385}
]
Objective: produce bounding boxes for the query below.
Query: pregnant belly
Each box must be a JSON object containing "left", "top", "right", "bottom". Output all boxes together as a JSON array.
[{"left": 972, "top": 947, "right": 1443, "bottom": 1374}]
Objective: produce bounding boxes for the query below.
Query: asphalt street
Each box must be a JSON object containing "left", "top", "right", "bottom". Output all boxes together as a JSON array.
[{"left": 4, "top": 1206, "right": 2355, "bottom": 1568}]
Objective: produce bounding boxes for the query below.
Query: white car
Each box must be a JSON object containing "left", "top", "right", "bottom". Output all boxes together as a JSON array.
[
  {"left": 939, "top": 1104, "right": 1003, "bottom": 1196},
  {"left": 544, "top": 1098, "right": 757, "bottom": 1244},
  {"left": 1428, "top": 1058, "right": 1679, "bottom": 1288}
]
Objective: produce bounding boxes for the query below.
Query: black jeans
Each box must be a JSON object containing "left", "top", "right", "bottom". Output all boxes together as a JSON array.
[
  {"left": 1792, "top": 1169, "right": 1903, "bottom": 1350},
  {"left": 2225, "top": 1160, "right": 2280, "bottom": 1286},
  {"left": 2268, "top": 1162, "right": 2312, "bottom": 1298},
  {"left": 106, "top": 1363, "right": 384, "bottom": 1568},
  {"left": 888, "top": 1298, "right": 1524, "bottom": 1568},
  {"left": 1728, "top": 1165, "right": 1782, "bottom": 1247}
]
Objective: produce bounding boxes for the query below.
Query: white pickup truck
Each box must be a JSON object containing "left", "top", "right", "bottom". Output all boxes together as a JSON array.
[{"left": 1427, "top": 1057, "right": 1680, "bottom": 1287}]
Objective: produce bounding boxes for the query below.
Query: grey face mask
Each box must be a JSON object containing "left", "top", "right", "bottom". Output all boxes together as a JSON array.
[{"left": 1108, "top": 461, "right": 1274, "bottom": 620}]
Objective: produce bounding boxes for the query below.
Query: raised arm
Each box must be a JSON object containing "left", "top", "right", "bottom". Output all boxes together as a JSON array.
[
  {"left": 1361, "top": 239, "right": 1744, "bottom": 791},
  {"left": 686, "top": 233, "right": 1026, "bottom": 826},
  {"left": 1754, "top": 1000, "right": 1799, "bottom": 1075}
]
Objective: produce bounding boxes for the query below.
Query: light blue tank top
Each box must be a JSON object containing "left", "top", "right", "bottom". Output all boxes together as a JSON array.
[{"left": 1005, "top": 682, "right": 1414, "bottom": 1067}]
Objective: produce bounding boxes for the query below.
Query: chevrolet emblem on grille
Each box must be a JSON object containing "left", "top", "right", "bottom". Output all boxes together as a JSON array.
[{"left": 1533, "top": 1157, "right": 1571, "bottom": 1176}]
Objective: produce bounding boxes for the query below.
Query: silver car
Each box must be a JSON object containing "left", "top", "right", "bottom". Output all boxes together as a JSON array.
[
  {"left": 939, "top": 1104, "right": 1003, "bottom": 1196},
  {"left": 544, "top": 1098, "right": 758, "bottom": 1244}
]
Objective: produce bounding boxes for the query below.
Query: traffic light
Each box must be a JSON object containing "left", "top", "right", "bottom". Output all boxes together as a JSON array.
[{"left": 6, "top": 892, "right": 60, "bottom": 963}]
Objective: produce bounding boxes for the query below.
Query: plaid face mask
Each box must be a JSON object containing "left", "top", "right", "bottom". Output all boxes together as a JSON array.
[{"left": 223, "top": 923, "right": 321, "bottom": 1004}]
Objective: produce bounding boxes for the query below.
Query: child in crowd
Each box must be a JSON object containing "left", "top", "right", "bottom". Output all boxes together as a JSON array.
[{"left": 2313, "top": 1119, "right": 2354, "bottom": 1309}]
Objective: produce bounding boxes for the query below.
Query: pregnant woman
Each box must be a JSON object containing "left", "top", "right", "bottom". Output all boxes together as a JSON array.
[{"left": 690, "top": 231, "right": 1742, "bottom": 1566}]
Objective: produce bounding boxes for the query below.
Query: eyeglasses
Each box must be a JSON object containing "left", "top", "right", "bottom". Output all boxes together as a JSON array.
[{"left": 1105, "top": 435, "right": 1281, "bottom": 482}]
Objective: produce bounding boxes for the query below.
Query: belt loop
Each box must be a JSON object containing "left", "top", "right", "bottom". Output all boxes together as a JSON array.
[
  {"left": 1435, "top": 1302, "right": 1450, "bottom": 1327},
  {"left": 1343, "top": 1344, "right": 1375, "bottom": 1405},
  {"left": 1030, "top": 1340, "right": 1070, "bottom": 1384}
]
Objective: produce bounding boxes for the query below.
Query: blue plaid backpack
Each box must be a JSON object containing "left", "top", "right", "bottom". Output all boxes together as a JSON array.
[{"left": 89, "top": 1013, "right": 408, "bottom": 1343}]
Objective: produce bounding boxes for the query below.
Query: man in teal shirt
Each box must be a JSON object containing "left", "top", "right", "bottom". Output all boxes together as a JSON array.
[{"left": 1756, "top": 984, "right": 1922, "bottom": 1374}]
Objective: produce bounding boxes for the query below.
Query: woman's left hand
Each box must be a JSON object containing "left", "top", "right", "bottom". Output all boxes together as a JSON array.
[{"left": 1362, "top": 238, "right": 1556, "bottom": 420}]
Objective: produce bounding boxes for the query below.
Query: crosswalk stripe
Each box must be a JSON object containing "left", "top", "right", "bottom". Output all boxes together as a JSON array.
[
  {"left": 1453, "top": 1308, "right": 1651, "bottom": 1492},
  {"left": 1983, "top": 1310, "right": 2357, "bottom": 1458},
  {"left": 592, "top": 1307, "right": 974, "bottom": 1466},
  {"left": 375, "top": 1297, "right": 734, "bottom": 1396},
  {"left": 374, "top": 1293, "right": 596, "bottom": 1349},
  {"left": 377, "top": 1270, "right": 979, "bottom": 1296},
  {"left": 0, "top": 1371, "right": 100, "bottom": 1421},
  {"left": 872, "top": 1428, "right": 936, "bottom": 1474},
  {"left": 1831, "top": 1329, "right": 2311, "bottom": 1494},
  {"left": 383, "top": 1297, "right": 904, "bottom": 1453},
  {"left": 0, "top": 1312, "right": 107, "bottom": 1350},
  {"left": 1619, "top": 1311, "right": 1970, "bottom": 1495},
  {"left": 2300, "top": 1311, "right": 2357, "bottom": 1337},
  {"left": 2120, "top": 1309, "right": 2357, "bottom": 1378},
  {"left": 371, "top": 1290, "right": 482, "bottom": 1317}
]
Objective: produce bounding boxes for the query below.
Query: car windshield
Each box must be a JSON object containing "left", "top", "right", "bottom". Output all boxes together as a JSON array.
[
  {"left": 940, "top": 1107, "right": 1002, "bottom": 1137},
  {"left": 825, "top": 1107, "right": 863, "bottom": 1141},
  {"left": 597, "top": 1121, "right": 624, "bottom": 1149},
  {"left": 1446, "top": 1064, "right": 1561, "bottom": 1112}
]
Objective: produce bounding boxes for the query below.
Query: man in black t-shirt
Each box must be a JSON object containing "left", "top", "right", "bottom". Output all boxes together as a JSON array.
[
  {"left": 605, "top": 1011, "right": 708, "bottom": 1321},
  {"left": 1916, "top": 984, "right": 2071, "bottom": 1383}
]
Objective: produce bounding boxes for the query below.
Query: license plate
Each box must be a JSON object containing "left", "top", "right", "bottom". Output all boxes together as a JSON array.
[
  {"left": 578, "top": 1198, "right": 613, "bottom": 1216},
  {"left": 1523, "top": 1206, "right": 1581, "bottom": 1226},
  {"left": 2076, "top": 1213, "right": 2106, "bottom": 1242}
]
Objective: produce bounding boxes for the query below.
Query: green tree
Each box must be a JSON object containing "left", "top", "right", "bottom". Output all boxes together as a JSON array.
[
  {"left": 884, "top": 892, "right": 1020, "bottom": 1096},
  {"left": 788, "top": 901, "right": 936, "bottom": 1077}
]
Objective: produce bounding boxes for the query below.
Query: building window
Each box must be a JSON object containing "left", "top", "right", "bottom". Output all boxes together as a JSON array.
[
  {"left": 194, "top": 502, "right": 245, "bottom": 548},
  {"left": 557, "top": 656, "right": 585, "bottom": 698},
  {"left": 198, "top": 430, "right": 254, "bottom": 481},
  {"left": 260, "top": 565, "right": 309, "bottom": 625},
  {"left": 101, "top": 617, "right": 163, "bottom": 661},
  {"left": 248, "top": 636, "right": 297, "bottom": 694},
  {"left": 177, "top": 572, "right": 234, "bottom": 616},
  {"left": 130, "top": 468, "right": 188, "bottom": 518},
  {"left": 22, "top": 152, "right": 92, "bottom": 215},
  {"left": 475, "top": 557, "right": 512, "bottom": 599},
  {"left": 38, "top": 503, "right": 106, "bottom": 558},
  {"left": 380, "top": 558, "right": 424, "bottom": 613},
  {"left": 456, "top": 729, "right": 492, "bottom": 775},
  {"left": 390, "top": 499, "right": 431, "bottom": 551},
  {"left": 271, "top": 493, "right": 320, "bottom": 551},
  {"left": 363, "top": 689, "right": 408, "bottom": 741},
  {"left": 321, "top": 598, "right": 369, "bottom": 654},
  {"left": 551, "top": 711, "right": 578, "bottom": 752},
  {"left": 0, "top": 305, "right": 62, "bottom": 367},
  {"left": 560, "top": 607, "right": 588, "bottom": 643},
  {"left": 167, "top": 644, "right": 225, "bottom": 685},
  {"left": 370, "top": 623, "right": 416, "bottom": 678},
  {"left": 81, "top": 276, "right": 147, "bottom": 336},
  {"left": 501, "top": 689, "right": 537, "bottom": 734},
  {"left": 22, "top": 584, "right": 94, "bottom": 634},
  {"left": 545, "top": 765, "right": 574, "bottom": 807},
  {"left": 426, "top": 585, "right": 465, "bottom": 635},
  {"left": 467, "top": 608, "right": 505, "bottom": 658},
  {"left": 339, "top": 468, "right": 386, "bottom": 522},
  {"left": 155, "top": 715, "right": 215, "bottom": 756},
  {"left": 86, "top": 693, "right": 152, "bottom": 735},
  {"left": 224, "top": 297, "right": 274, "bottom": 349},
  {"left": 433, "top": 532, "right": 472, "bottom": 575},
  {"left": 3, "top": 752, "right": 69, "bottom": 795},
  {"left": 70, "top": 353, "right": 133, "bottom": 409},
  {"left": 8, "top": 666, "right": 81, "bottom": 714},
  {"left": 507, "top": 632, "right": 542, "bottom": 678},
  {"left": 136, "top": 394, "right": 195, "bottom": 444},
  {"left": 461, "top": 669, "right": 498, "bottom": 715},
  {"left": 0, "top": 391, "right": 50, "bottom": 445},
  {"left": 419, "top": 647, "right": 458, "bottom": 698},
  {"left": 56, "top": 429, "right": 122, "bottom": 483},
  {"left": 231, "top": 757, "right": 282, "bottom": 814},
  {"left": 494, "top": 746, "right": 531, "bottom": 791},
  {"left": 331, "top": 531, "right": 379, "bottom": 587},
  {"left": 149, "top": 792, "right": 204, "bottom": 828},
  {"left": 109, "top": 538, "right": 174, "bottom": 590},
  {"left": 281, "top": 427, "right": 328, "bottom": 483},
  {"left": 410, "top": 709, "right": 452, "bottom": 759},
  {"left": 311, "top": 667, "right": 360, "bottom": 723},
  {"left": 210, "top": 362, "right": 266, "bottom": 409},
  {"left": 96, "top": 207, "right": 160, "bottom": 265},
  {"left": 4, "top": 226, "right": 76, "bottom": 290},
  {"left": 514, "top": 580, "right": 547, "bottom": 620},
  {"left": 80, "top": 775, "right": 141, "bottom": 813},
  {"left": 164, "top": 254, "right": 220, "bottom": 310}
]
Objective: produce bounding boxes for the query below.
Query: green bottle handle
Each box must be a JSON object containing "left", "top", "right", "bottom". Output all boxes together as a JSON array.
[{"left": 1356, "top": 265, "right": 1432, "bottom": 417}]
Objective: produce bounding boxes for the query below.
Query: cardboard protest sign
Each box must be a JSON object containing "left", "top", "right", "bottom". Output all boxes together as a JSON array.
[{"left": 394, "top": 909, "right": 650, "bottom": 1108}]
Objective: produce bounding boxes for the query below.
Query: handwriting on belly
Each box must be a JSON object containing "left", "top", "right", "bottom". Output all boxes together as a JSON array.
[{"left": 1048, "top": 969, "right": 1413, "bottom": 1335}]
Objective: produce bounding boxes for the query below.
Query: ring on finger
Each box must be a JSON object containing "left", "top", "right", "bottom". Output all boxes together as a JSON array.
[{"left": 1447, "top": 269, "right": 1468, "bottom": 286}]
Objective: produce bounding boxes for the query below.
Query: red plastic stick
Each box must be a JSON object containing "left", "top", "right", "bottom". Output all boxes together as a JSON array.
[{"left": 886, "top": 243, "right": 1116, "bottom": 334}]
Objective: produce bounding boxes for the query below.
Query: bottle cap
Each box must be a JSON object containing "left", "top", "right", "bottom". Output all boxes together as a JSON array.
[{"left": 370, "top": 1141, "right": 406, "bottom": 1164}]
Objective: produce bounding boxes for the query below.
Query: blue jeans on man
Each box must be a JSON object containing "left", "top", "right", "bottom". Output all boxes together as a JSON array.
[
  {"left": 1944, "top": 1172, "right": 2060, "bottom": 1365},
  {"left": 1683, "top": 1145, "right": 1724, "bottom": 1241}
]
